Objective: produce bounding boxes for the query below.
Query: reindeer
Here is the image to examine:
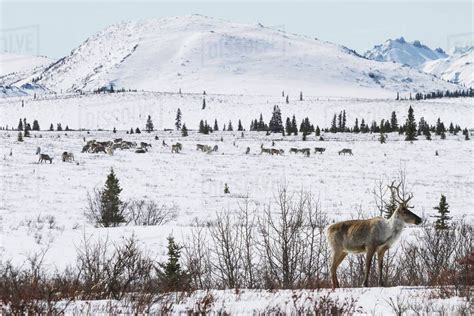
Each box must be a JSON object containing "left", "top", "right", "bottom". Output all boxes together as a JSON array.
[
  {"left": 314, "top": 147, "right": 326, "bottom": 154},
  {"left": 140, "top": 142, "right": 152, "bottom": 149},
  {"left": 38, "top": 154, "right": 53, "bottom": 164},
  {"left": 171, "top": 143, "right": 182, "bottom": 153},
  {"left": 260, "top": 147, "right": 272, "bottom": 155},
  {"left": 326, "top": 181, "right": 421, "bottom": 288},
  {"left": 61, "top": 152, "right": 74, "bottom": 162},
  {"left": 338, "top": 148, "right": 353, "bottom": 155},
  {"left": 290, "top": 148, "right": 299, "bottom": 154},
  {"left": 106, "top": 146, "right": 114, "bottom": 156}
]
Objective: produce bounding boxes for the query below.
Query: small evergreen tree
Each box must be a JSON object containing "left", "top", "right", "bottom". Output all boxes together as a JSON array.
[
  {"left": 181, "top": 124, "right": 188, "bottom": 137},
  {"left": 57, "top": 123, "right": 63, "bottom": 132},
  {"left": 269, "top": 105, "right": 283, "bottom": 133},
  {"left": 227, "top": 120, "right": 233, "bottom": 131},
  {"left": 285, "top": 117, "right": 292, "bottom": 135},
  {"left": 390, "top": 111, "right": 398, "bottom": 131},
  {"left": 17, "top": 132, "right": 23, "bottom": 142},
  {"left": 330, "top": 114, "right": 337, "bottom": 133},
  {"left": 17, "top": 118, "right": 23, "bottom": 131},
  {"left": 353, "top": 118, "right": 360, "bottom": 133},
  {"left": 113, "top": 127, "right": 116, "bottom": 133},
  {"left": 299, "top": 91, "right": 303, "bottom": 101},
  {"left": 130, "top": 127, "right": 134, "bottom": 134},
  {"left": 159, "top": 236, "right": 188, "bottom": 291},
  {"left": 202, "top": 98, "right": 206, "bottom": 110},
  {"left": 285, "top": 95, "right": 289, "bottom": 104},
  {"left": 404, "top": 106, "right": 417, "bottom": 141},
  {"left": 32, "top": 120, "right": 40, "bottom": 131},
  {"left": 315, "top": 125, "right": 321, "bottom": 136},
  {"left": 214, "top": 119, "right": 219, "bottom": 131},
  {"left": 146, "top": 115, "right": 154, "bottom": 132},
  {"left": 237, "top": 120, "right": 243, "bottom": 131},
  {"left": 49, "top": 123, "right": 54, "bottom": 131},
  {"left": 100, "top": 168, "right": 125, "bottom": 227},
  {"left": 384, "top": 191, "right": 397, "bottom": 219},
  {"left": 291, "top": 115, "right": 298, "bottom": 135},
  {"left": 175, "top": 109, "right": 182, "bottom": 130},
  {"left": 224, "top": 183, "right": 230, "bottom": 194},
  {"left": 135, "top": 127, "right": 141, "bottom": 134},
  {"left": 433, "top": 194, "right": 451, "bottom": 230}
]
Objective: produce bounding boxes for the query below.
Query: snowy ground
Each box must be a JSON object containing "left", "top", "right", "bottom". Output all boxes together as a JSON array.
[
  {"left": 61, "top": 287, "right": 471, "bottom": 315},
  {"left": 0, "top": 92, "right": 473, "bottom": 313}
]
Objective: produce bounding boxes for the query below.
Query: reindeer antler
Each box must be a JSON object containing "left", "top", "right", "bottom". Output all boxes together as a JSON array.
[{"left": 388, "top": 181, "right": 413, "bottom": 204}]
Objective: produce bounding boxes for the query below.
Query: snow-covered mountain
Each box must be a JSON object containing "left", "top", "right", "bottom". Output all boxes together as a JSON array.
[
  {"left": 15, "top": 15, "right": 459, "bottom": 98},
  {"left": 364, "top": 37, "right": 448, "bottom": 68},
  {"left": 423, "top": 48, "right": 473, "bottom": 87},
  {"left": 0, "top": 52, "right": 53, "bottom": 97}
]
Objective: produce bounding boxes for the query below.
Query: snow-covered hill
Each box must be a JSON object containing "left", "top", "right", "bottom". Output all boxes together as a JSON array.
[
  {"left": 0, "top": 52, "right": 53, "bottom": 97},
  {"left": 364, "top": 37, "right": 448, "bottom": 68},
  {"left": 423, "top": 48, "right": 474, "bottom": 87},
  {"left": 16, "top": 15, "right": 459, "bottom": 98}
]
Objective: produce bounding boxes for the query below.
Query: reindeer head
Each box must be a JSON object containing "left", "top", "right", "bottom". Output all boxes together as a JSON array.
[{"left": 388, "top": 181, "right": 422, "bottom": 225}]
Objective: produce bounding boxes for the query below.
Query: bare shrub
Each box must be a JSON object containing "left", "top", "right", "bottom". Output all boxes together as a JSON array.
[
  {"left": 75, "top": 233, "right": 156, "bottom": 300},
  {"left": 126, "top": 199, "right": 177, "bottom": 226},
  {"left": 183, "top": 220, "right": 213, "bottom": 290},
  {"left": 0, "top": 249, "right": 77, "bottom": 315},
  {"left": 257, "top": 185, "right": 329, "bottom": 289}
]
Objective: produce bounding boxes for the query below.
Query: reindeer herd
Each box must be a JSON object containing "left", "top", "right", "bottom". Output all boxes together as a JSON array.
[{"left": 33, "top": 132, "right": 358, "bottom": 165}]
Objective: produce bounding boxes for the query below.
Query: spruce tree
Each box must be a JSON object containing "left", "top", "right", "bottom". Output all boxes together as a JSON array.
[
  {"left": 353, "top": 118, "right": 360, "bottom": 133},
  {"left": 202, "top": 98, "right": 206, "bottom": 110},
  {"left": 159, "top": 236, "right": 187, "bottom": 291},
  {"left": 315, "top": 125, "right": 321, "bottom": 136},
  {"left": 175, "top": 109, "right": 182, "bottom": 130},
  {"left": 269, "top": 105, "right": 283, "bottom": 133},
  {"left": 181, "top": 124, "right": 188, "bottom": 137},
  {"left": 100, "top": 168, "right": 125, "bottom": 227},
  {"left": 214, "top": 119, "right": 219, "bottom": 131},
  {"left": 237, "top": 120, "right": 243, "bottom": 131},
  {"left": 135, "top": 127, "right": 141, "bottom": 134},
  {"left": 291, "top": 115, "right": 298, "bottom": 135},
  {"left": 285, "top": 117, "right": 292, "bottom": 135},
  {"left": 227, "top": 120, "right": 233, "bottom": 131},
  {"left": 286, "top": 95, "right": 289, "bottom": 104},
  {"left": 146, "top": 115, "right": 154, "bottom": 132},
  {"left": 17, "top": 132, "right": 23, "bottom": 142},
  {"left": 433, "top": 194, "right": 451, "bottom": 230},
  {"left": 57, "top": 123, "right": 63, "bottom": 131},
  {"left": 299, "top": 91, "right": 303, "bottom": 101},
  {"left": 199, "top": 120, "right": 205, "bottom": 134},
  {"left": 390, "top": 111, "right": 398, "bottom": 131},
  {"left": 330, "top": 114, "right": 337, "bottom": 133},
  {"left": 49, "top": 123, "right": 54, "bottom": 131},
  {"left": 32, "top": 120, "right": 40, "bottom": 131},
  {"left": 384, "top": 192, "right": 397, "bottom": 219},
  {"left": 404, "top": 106, "right": 417, "bottom": 141}
]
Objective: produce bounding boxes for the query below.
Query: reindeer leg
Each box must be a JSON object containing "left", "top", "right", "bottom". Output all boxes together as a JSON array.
[
  {"left": 363, "top": 247, "right": 375, "bottom": 287},
  {"left": 330, "top": 251, "right": 347, "bottom": 289},
  {"left": 377, "top": 247, "right": 388, "bottom": 287}
]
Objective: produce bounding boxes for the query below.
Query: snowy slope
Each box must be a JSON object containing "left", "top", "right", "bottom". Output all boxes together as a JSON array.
[
  {"left": 0, "top": 52, "right": 53, "bottom": 97},
  {"left": 364, "top": 37, "right": 448, "bottom": 68},
  {"left": 20, "top": 15, "right": 459, "bottom": 98},
  {"left": 422, "top": 48, "right": 474, "bottom": 87},
  {"left": 0, "top": 52, "right": 52, "bottom": 77}
]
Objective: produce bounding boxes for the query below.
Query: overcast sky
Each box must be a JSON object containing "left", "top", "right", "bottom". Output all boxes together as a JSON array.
[{"left": 1, "top": 1, "right": 472, "bottom": 59}]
